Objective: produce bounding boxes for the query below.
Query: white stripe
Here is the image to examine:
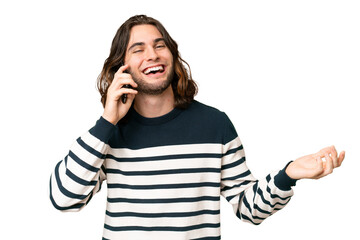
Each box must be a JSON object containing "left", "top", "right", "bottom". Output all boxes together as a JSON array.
[
  {"left": 108, "top": 143, "right": 223, "bottom": 158},
  {"left": 106, "top": 171, "right": 220, "bottom": 186},
  {"left": 82, "top": 131, "right": 110, "bottom": 152},
  {"left": 106, "top": 157, "right": 221, "bottom": 171},
  {"left": 102, "top": 227, "right": 220, "bottom": 240},
  {"left": 59, "top": 160, "right": 100, "bottom": 196},
  {"left": 223, "top": 137, "right": 242, "bottom": 152},
  {"left": 104, "top": 213, "right": 220, "bottom": 229},
  {"left": 106, "top": 201, "right": 220, "bottom": 215},
  {"left": 107, "top": 186, "right": 220, "bottom": 199}
]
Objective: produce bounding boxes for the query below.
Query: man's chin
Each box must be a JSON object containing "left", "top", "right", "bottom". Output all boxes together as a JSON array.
[
  {"left": 132, "top": 72, "right": 174, "bottom": 96},
  {"left": 133, "top": 77, "right": 172, "bottom": 95}
]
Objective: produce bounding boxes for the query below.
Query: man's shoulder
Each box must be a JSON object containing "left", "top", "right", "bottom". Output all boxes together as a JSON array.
[
  {"left": 187, "top": 100, "right": 225, "bottom": 117},
  {"left": 182, "top": 100, "right": 229, "bottom": 125},
  {"left": 178, "top": 100, "right": 237, "bottom": 144}
]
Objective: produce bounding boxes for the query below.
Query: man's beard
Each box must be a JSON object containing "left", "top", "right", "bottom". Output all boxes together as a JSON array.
[{"left": 129, "top": 69, "right": 174, "bottom": 95}]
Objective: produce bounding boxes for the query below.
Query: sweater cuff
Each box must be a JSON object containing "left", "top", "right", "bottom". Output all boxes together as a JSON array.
[
  {"left": 89, "top": 116, "right": 117, "bottom": 143},
  {"left": 274, "top": 161, "right": 298, "bottom": 191}
]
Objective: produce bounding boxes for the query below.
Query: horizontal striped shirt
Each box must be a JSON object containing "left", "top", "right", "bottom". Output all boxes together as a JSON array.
[{"left": 50, "top": 101, "right": 295, "bottom": 239}]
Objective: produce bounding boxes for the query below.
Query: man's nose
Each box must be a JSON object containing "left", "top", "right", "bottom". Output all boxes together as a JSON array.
[{"left": 145, "top": 47, "right": 159, "bottom": 61}]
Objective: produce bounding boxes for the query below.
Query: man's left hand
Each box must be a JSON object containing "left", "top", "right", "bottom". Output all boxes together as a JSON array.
[{"left": 286, "top": 146, "right": 345, "bottom": 180}]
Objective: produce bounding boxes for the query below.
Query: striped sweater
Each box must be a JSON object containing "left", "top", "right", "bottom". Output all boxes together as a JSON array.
[{"left": 50, "top": 101, "right": 295, "bottom": 240}]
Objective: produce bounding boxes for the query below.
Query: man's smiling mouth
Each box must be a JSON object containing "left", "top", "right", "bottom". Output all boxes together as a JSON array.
[{"left": 143, "top": 65, "right": 165, "bottom": 75}]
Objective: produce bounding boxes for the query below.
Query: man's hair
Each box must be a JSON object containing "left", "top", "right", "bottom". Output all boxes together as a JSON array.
[{"left": 97, "top": 15, "right": 198, "bottom": 109}]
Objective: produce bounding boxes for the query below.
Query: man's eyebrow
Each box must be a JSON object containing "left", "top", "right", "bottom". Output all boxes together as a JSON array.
[
  {"left": 128, "top": 42, "right": 144, "bottom": 52},
  {"left": 154, "top": 38, "right": 165, "bottom": 43}
]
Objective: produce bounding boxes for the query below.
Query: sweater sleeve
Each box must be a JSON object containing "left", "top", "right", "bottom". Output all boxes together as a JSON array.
[
  {"left": 49, "top": 117, "right": 117, "bottom": 211},
  {"left": 220, "top": 113, "right": 295, "bottom": 225}
]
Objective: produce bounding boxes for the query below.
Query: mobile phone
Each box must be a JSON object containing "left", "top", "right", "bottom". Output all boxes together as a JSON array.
[
  {"left": 117, "top": 62, "right": 132, "bottom": 104},
  {"left": 121, "top": 84, "right": 133, "bottom": 104}
]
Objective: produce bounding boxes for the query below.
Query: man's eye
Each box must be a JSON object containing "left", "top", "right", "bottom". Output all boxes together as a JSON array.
[
  {"left": 133, "top": 49, "right": 143, "bottom": 53},
  {"left": 156, "top": 44, "right": 165, "bottom": 49}
]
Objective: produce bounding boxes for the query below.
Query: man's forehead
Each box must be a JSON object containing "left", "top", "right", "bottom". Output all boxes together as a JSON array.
[{"left": 128, "top": 24, "right": 163, "bottom": 44}]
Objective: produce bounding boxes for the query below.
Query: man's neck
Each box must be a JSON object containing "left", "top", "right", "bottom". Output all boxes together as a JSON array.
[{"left": 133, "top": 86, "right": 175, "bottom": 118}]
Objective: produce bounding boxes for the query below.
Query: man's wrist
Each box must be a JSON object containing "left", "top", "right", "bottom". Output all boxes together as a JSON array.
[
  {"left": 102, "top": 113, "right": 118, "bottom": 125},
  {"left": 274, "top": 161, "right": 298, "bottom": 191},
  {"left": 89, "top": 116, "right": 118, "bottom": 143}
]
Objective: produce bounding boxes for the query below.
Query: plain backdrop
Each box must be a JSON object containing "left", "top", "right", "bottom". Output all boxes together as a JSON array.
[{"left": 1, "top": 0, "right": 359, "bottom": 239}]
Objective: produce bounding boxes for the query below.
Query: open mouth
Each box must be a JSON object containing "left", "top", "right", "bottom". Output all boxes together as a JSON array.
[{"left": 142, "top": 65, "right": 165, "bottom": 75}]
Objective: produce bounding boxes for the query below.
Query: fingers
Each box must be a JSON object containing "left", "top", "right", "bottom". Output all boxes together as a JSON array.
[
  {"left": 323, "top": 153, "right": 334, "bottom": 176},
  {"left": 310, "top": 156, "right": 325, "bottom": 179},
  {"left": 338, "top": 151, "right": 346, "bottom": 166},
  {"left": 116, "top": 64, "right": 130, "bottom": 74},
  {"left": 328, "top": 145, "right": 340, "bottom": 168},
  {"left": 109, "top": 64, "right": 138, "bottom": 95},
  {"left": 314, "top": 146, "right": 345, "bottom": 179},
  {"left": 317, "top": 146, "right": 345, "bottom": 167},
  {"left": 112, "top": 87, "right": 138, "bottom": 102}
]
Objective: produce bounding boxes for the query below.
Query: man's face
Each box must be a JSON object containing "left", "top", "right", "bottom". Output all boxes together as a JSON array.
[{"left": 124, "top": 24, "right": 174, "bottom": 95}]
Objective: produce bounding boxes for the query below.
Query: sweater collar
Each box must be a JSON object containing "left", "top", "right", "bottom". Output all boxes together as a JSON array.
[{"left": 128, "top": 106, "right": 183, "bottom": 125}]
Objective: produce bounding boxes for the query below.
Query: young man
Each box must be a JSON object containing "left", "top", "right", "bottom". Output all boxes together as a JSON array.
[{"left": 50, "top": 15, "right": 345, "bottom": 240}]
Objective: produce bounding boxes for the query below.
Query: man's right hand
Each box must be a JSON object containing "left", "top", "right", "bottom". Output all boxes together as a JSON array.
[{"left": 102, "top": 64, "right": 138, "bottom": 125}]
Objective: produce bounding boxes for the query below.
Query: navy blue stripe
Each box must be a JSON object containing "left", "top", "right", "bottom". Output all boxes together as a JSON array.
[
  {"left": 257, "top": 188, "right": 288, "bottom": 208},
  {"left": 225, "top": 194, "right": 236, "bottom": 202},
  {"left": 223, "top": 145, "right": 243, "bottom": 156},
  {"left": 242, "top": 193, "right": 267, "bottom": 221},
  {"left": 221, "top": 180, "right": 252, "bottom": 192},
  {"left": 76, "top": 137, "right": 106, "bottom": 159},
  {"left": 254, "top": 203, "right": 272, "bottom": 215},
  {"left": 106, "top": 152, "right": 222, "bottom": 163},
  {"left": 101, "top": 164, "right": 107, "bottom": 174},
  {"left": 49, "top": 175, "right": 85, "bottom": 211},
  {"left": 235, "top": 191, "right": 244, "bottom": 219},
  {"left": 238, "top": 193, "right": 266, "bottom": 225},
  {"left": 106, "top": 209, "right": 220, "bottom": 218},
  {"left": 107, "top": 196, "right": 220, "bottom": 204},
  {"left": 106, "top": 167, "right": 220, "bottom": 176},
  {"left": 85, "top": 191, "right": 94, "bottom": 205},
  {"left": 221, "top": 156, "right": 246, "bottom": 170},
  {"left": 64, "top": 155, "right": 68, "bottom": 167},
  {"left": 66, "top": 168, "right": 97, "bottom": 186},
  {"left": 266, "top": 174, "right": 271, "bottom": 182},
  {"left": 221, "top": 169, "right": 251, "bottom": 181},
  {"left": 97, "top": 176, "right": 103, "bottom": 193},
  {"left": 191, "top": 236, "right": 221, "bottom": 240},
  {"left": 252, "top": 181, "right": 258, "bottom": 203},
  {"left": 54, "top": 161, "right": 88, "bottom": 200},
  {"left": 266, "top": 186, "right": 292, "bottom": 201},
  {"left": 108, "top": 182, "right": 220, "bottom": 190},
  {"left": 240, "top": 213, "right": 261, "bottom": 225},
  {"left": 104, "top": 223, "right": 220, "bottom": 232},
  {"left": 68, "top": 151, "right": 99, "bottom": 173},
  {"left": 242, "top": 193, "right": 253, "bottom": 215}
]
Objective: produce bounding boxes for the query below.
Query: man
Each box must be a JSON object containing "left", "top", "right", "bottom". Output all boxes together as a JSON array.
[{"left": 50, "top": 15, "right": 345, "bottom": 240}]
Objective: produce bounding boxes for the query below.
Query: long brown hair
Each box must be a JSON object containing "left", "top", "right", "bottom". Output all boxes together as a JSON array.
[{"left": 97, "top": 15, "right": 198, "bottom": 109}]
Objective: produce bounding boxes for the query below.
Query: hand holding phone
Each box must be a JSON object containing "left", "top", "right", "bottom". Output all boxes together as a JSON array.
[{"left": 102, "top": 64, "right": 138, "bottom": 125}]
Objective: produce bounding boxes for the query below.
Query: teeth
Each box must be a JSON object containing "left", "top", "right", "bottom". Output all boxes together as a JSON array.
[{"left": 144, "top": 65, "right": 164, "bottom": 74}]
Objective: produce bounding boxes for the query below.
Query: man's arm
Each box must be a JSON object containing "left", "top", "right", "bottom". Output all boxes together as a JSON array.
[
  {"left": 220, "top": 137, "right": 295, "bottom": 225},
  {"left": 50, "top": 64, "right": 138, "bottom": 211},
  {"left": 49, "top": 117, "right": 116, "bottom": 211},
  {"left": 220, "top": 113, "right": 345, "bottom": 225}
]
